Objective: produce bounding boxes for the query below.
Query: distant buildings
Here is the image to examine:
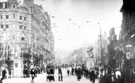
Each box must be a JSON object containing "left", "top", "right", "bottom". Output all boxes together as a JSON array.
[{"left": 0, "top": 0, "right": 54, "bottom": 77}]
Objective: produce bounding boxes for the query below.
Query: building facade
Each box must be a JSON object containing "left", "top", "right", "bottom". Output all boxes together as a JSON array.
[
  {"left": 120, "top": 0, "right": 135, "bottom": 69},
  {"left": 0, "top": 0, "right": 54, "bottom": 77},
  {"left": 120, "top": 0, "right": 135, "bottom": 44}
]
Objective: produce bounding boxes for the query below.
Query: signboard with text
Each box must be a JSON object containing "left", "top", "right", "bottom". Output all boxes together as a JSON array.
[{"left": 86, "top": 58, "right": 95, "bottom": 69}]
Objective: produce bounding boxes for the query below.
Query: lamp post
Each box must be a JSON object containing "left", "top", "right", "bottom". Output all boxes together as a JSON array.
[{"left": 98, "top": 22, "right": 103, "bottom": 65}]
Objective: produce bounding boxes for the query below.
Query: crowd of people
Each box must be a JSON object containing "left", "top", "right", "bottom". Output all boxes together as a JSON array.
[
  {"left": 1, "top": 63, "right": 135, "bottom": 83},
  {"left": 66, "top": 66, "right": 98, "bottom": 83},
  {"left": 98, "top": 66, "right": 135, "bottom": 83},
  {"left": 64, "top": 64, "right": 135, "bottom": 83}
]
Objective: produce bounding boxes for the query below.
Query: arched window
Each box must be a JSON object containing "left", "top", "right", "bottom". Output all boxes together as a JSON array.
[
  {"left": 19, "top": 16, "right": 22, "bottom": 20},
  {"left": 0, "top": 3, "right": 3, "bottom": 8},
  {"left": 6, "top": 15, "right": 9, "bottom": 19},
  {"left": 12, "top": 4, "right": 16, "bottom": 8},
  {"left": 19, "top": 25, "right": 23, "bottom": 29},
  {"left": 5, "top": 2, "right": 8, "bottom": 8}
]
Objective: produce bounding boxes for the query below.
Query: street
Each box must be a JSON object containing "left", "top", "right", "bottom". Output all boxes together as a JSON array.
[
  {"left": 0, "top": 0, "right": 130, "bottom": 83},
  {"left": 3, "top": 69, "right": 99, "bottom": 83}
]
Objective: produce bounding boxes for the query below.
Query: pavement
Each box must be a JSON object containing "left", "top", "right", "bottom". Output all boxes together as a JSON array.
[{"left": 3, "top": 69, "right": 99, "bottom": 83}]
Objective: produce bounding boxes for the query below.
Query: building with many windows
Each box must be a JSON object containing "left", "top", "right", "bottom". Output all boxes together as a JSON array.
[{"left": 0, "top": 0, "right": 54, "bottom": 77}]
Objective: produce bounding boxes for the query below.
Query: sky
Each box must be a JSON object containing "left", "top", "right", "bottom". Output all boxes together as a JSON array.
[{"left": 35, "top": 0, "right": 123, "bottom": 58}]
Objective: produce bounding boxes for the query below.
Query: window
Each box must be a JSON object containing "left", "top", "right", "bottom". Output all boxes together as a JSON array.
[
  {"left": 15, "top": 63, "right": 18, "bottom": 67},
  {"left": 24, "top": 26, "right": 26, "bottom": 30},
  {"left": 5, "top": 2, "right": 8, "bottom": 8},
  {"left": 6, "top": 15, "right": 9, "bottom": 19},
  {"left": 19, "top": 16, "right": 22, "bottom": 20},
  {"left": 13, "top": 14, "right": 15, "bottom": 19},
  {"left": 19, "top": 25, "right": 23, "bottom": 29},
  {"left": 24, "top": 17, "right": 27, "bottom": 21},
  {"left": 6, "top": 25, "right": 8, "bottom": 28},
  {"left": 0, "top": 15, "right": 3, "bottom": 19},
  {"left": 21, "top": 37, "right": 25, "bottom": 41},
  {"left": 13, "top": 4, "right": 16, "bottom": 8},
  {"left": 1, "top": 25, "right": 3, "bottom": 29}
]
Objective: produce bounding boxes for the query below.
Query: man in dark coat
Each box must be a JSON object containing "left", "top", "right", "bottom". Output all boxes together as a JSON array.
[
  {"left": 0, "top": 68, "right": 6, "bottom": 83},
  {"left": 67, "top": 69, "right": 70, "bottom": 76},
  {"left": 58, "top": 67, "right": 63, "bottom": 81},
  {"left": 90, "top": 69, "right": 96, "bottom": 83},
  {"left": 76, "top": 68, "right": 82, "bottom": 81},
  {"left": 104, "top": 68, "right": 113, "bottom": 83},
  {"left": 1, "top": 69, "right": 6, "bottom": 80},
  {"left": 71, "top": 67, "right": 74, "bottom": 75},
  {"left": 129, "top": 67, "right": 135, "bottom": 83},
  {"left": 30, "top": 66, "right": 35, "bottom": 83}
]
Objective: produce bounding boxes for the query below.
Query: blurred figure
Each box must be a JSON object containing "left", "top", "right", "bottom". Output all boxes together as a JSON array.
[
  {"left": 104, "top": 68, "right": 113, "bottom": 83},
  {"left": 76, "top": 67, "right": 82, "bottom": 81},
  {"left": 114, "top": 68, "right": 121, "bottom": 83},
  {"left": 30, "top": 65, "right": 35, "bottom": 83},
  {"left": 71, "top": 67, "right": 74, "bottom": 75},
  {"left": 1, "top": 68, "right": 6, "bottom": 81},
  {"left": 129, "top": 66, "right": 135, "bottom": 83},
  {"left": 67, "top": 68, "right": 70, "bottom": 76},
  {"left": 58, "top": 66, "right": 63, "bottom": 81},
  {"left": 90, "top": 69, "right": 96, "bottom": 83},
  {"left": 99, "top": 68, "right": 105, "bottom": 83}
]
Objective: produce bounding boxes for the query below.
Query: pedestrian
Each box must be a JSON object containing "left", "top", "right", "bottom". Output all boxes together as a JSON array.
[
  {"left": 67, "top": 68, "right": 70, "bottom": 76},
  {"left": 129, "top": 66, "right": 135, "bottom": 83},
  {"left": 30, "top": 65, "right": 35, "bottom": 83},
  {"left": 99, "top": 68, "right": 105, "bottom": 83},
  {"left": 76, "top": 67, "right": 82, "bottom": 81},
  {"left": 104, "top": 68, "right": 113, "bottom": 83},
  {"left": 9, "top": 69, "right": 11, "bottom": 78},
  {"left": 1, "top": 68, "right": 7, "bottom": 82},
  {"left": 58, "top": 66, "right": 63, "bottom": 81},
  {"left": 114, "top": 68, "right": 122, "bottom": 83},
  {"left": 71, "top": 67, "right": 74, "bottom": 75},
  {"left": 90, "top": 69, "right": 96, "bottom": 83}
]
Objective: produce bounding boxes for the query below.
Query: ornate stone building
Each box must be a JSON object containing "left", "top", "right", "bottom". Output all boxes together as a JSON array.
[{"left": 0, "top": 0, "right": 54, "bottom": 77}]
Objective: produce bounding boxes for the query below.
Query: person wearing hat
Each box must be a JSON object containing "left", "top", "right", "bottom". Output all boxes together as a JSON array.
[
  {"left": 129, "top": 66, "right": 135, "bottom": 83},
  {"left": 58, "top": 66, "right": 63, "bottom": 81},
  {"left": 76, "top": 67, "right": 83, "bottom": 81},
  {"left": 113, "top": 68, "right": 122, "bottom": 83},
  {"left": 99, "top": 68, "right": 105, "bottom": 83}
]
